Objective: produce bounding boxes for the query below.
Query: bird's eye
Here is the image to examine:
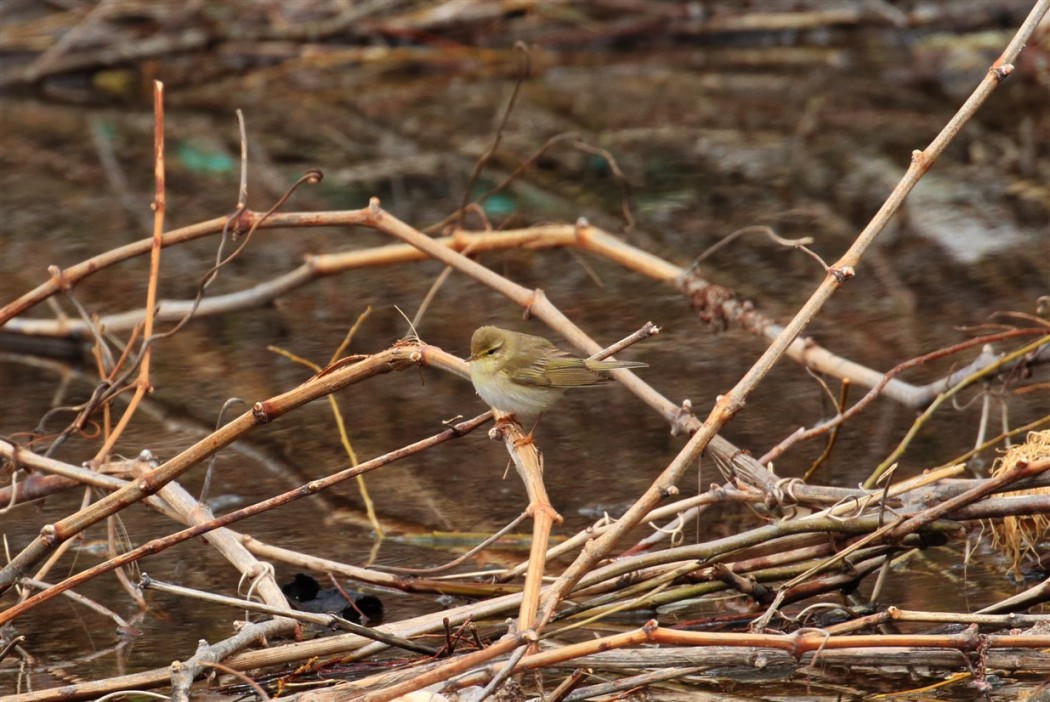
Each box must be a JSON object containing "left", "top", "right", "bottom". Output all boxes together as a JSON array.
[{"left": 486, "top": 348, "right": 497, "bottom": 355}]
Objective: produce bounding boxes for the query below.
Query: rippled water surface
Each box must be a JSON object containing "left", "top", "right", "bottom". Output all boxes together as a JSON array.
[{"left": 2, "top": 2, "right": 1048, "bottom": 698}]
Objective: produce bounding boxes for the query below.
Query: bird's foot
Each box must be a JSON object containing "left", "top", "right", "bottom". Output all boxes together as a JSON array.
[
  {"left": 512, "top": 415, "right": 544, "bottom": 447},
  {"left": 513, "top": 431, "right": 536, "bottom": 448}
]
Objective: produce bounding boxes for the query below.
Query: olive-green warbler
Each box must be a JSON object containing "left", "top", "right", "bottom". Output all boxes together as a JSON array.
[{"left": 468, "top": 325, "right": 646, "bottom": 422}]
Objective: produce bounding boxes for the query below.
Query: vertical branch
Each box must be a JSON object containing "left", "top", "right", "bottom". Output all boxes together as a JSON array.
[
  {"left": 143, "top": 79, "right": 166, "bottom": 380},
  {"left": 143, "top": 80, "right": 165, "bottom": 367},
  {"left": 492, "top": 418, "right": 559, "bottom": 635},
  {"left": 92, "top": 80, "right": 166, "bottom": 464}
]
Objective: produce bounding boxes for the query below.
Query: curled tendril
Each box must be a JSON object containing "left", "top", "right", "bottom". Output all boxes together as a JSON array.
[
  {"left": 648, "top": 513, "right": 686, "bottom": 547},
  {"left": 237, "top": 561, "right": 276, "bottom": 620},
  {"left": 772, "top": 477, "right": 805, "bottom": 519}
]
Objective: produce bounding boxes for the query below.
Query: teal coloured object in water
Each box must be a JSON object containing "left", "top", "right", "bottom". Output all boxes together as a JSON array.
[
  {"left": 481, "top": 193, "right": 515, "bottom": 217},
  {"left": 176, "top": 142, "right": 236, "bottom": 173}
]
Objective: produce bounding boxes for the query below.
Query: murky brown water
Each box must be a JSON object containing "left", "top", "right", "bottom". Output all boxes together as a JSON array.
[{"left": 2, "top": 2, "right": 1048, "bottom": 698}]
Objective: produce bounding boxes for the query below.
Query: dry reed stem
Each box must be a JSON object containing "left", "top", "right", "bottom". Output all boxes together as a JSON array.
[
  {"left": 762, "top": 329, "right": 1047, "bottom": 465},
  {"left": 127, "top": 460, "right": 293, "bottom": 612},
  {"left": 511, "top": 644, "right": 1050, "bottom": 677},
  {"left": 865, "top": 334, "right": 1050, "bottom": 487},
  {"left": 487, "top": 416, "right": 558, "bottom": 636},
  {"left": 829, "top": 606, "right": 1050, "bottom": 634},
  {"left": 314, "top": 634, "right": 523, "bottom": 702},
  {"left": 269, "top": 305, "right": 382, "bottom": 536},
  {"left": 170, "top": 615, "right": 291, "bottom": 702},
  {"left": 243, "top": 538, "right": 514, "bottom": 599},
  {"left": 0, "top": 443, "right": 188, "bottom": 521},
  {"left": 7, "top": 431, "right": 1041, "bottom": 616},
  {"left": 139, "top": 575, "right": 435, "bottom": 656},
  {"left": 9, "top": 216, "right": 1039, "bottom": 417},
  {"left": 354, "top": 200, "right": 777, "bottom": 485},
  {"left": 3, "top": 5, "right": 1048, "bottom": 699},
  {"left": 1, "top": 531, "right": 1041, "bottom": 702},
  {"left": 86, "top": 81, "right": 165, "bottom": 469},
  {"left": 1, "top": 408, "right": 492, "bottom": 628},
  {"left": 0, "top": 217, "right": 940, "bottom": 407},
  {"left": 6, "top": 411, "right": 1041, "bottom": 696},
  {"left": 0, "top": 343, "right": 454, "bottom": 606},
  {"left": 509, "top": 621, "right": 1050, "bottom": 672},
  {"left": 886, "top": 457, "right": 1050, "bottom": 542}
]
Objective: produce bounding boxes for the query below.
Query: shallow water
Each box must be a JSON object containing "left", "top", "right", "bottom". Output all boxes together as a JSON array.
[{"left": 1, "top": 2, "right": 1048, "bottom": 697}]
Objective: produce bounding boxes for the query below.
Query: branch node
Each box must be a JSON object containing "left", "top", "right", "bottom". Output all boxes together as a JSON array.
[
  {"left": 47, "top": 265, "right": 70, "bottom": 292},
  {"left": 230, "top": 208, "right": 255, "bottom": 236},
  {"left": 830, "top": 265, "right": 855, "bottom": 283},
  {"left": 574, "top": 216, "right": 590, "bottom": 242},
  {"left": 251, "top": 401, "right": 271, "bottom": 424},
  {"left": 659, "top": 484, "right": 679, "bottom": 499},
  {"left": 682, "top": 280, "right": 736, "bottom": 331},
  {"left": 522, "top": 288, "right": 546, "bottom": 320},
  {"left": 38, "top": 524, "right": 58, "bottom": 546},
  {"left": 528, "top": 500, "right": 563, "bottom": 524},
  {"left": 669, "top": 398, "right": 695, "bottom": 436},
  {"left": 991, "top": 63, "right": 1014, "bottom": 81}
]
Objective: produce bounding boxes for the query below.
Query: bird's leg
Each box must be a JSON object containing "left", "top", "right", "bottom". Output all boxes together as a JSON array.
[
  {"left": 491, "top": 410, "right": 541, "bottom": 447},
  {"left": 513, "top": 414, "right": 543, "bottom": 448},
  {"left": 493, "top": 410, "right": 517, "bottom": 427}
]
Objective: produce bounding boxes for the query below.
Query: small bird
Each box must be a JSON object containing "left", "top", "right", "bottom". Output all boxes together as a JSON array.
[{"left": 468, "top": 325, "right": 647, "bottom": 424}]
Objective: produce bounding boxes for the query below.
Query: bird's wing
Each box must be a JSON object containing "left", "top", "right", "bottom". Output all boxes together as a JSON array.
[
  {"left": 500, "top": 341, "right": 562, "bottom": 387},
  {"left": 507, "top": 349, "right": 643, "bottom": 388},
  {"left": 544, "top": 361, "right": 615, "bottom": 387},
  {"left": 520, "top": 357, "right": 612, "bottom": 388}
]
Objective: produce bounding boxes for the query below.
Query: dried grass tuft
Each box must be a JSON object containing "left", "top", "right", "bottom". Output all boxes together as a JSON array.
[{"left": 987, "top": 430, "right": 1050, "bottom": 577}]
